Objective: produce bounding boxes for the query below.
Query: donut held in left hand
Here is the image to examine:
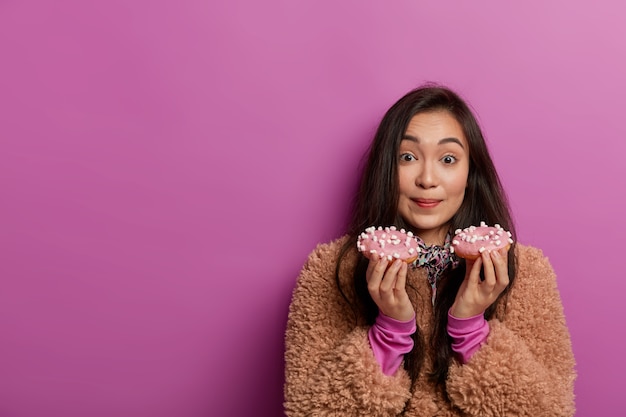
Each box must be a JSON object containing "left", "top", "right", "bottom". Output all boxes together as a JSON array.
[{"left": 451, "top": 222, "right": 514, "bottom": 260}]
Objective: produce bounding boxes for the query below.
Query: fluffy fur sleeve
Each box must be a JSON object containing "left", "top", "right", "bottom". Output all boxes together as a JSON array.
[
  {"left": 445, "top": 245, "right": 576, "bottom": 416},
  {"left": 284, "top": 239, "right": 412, "bottom": 416}
]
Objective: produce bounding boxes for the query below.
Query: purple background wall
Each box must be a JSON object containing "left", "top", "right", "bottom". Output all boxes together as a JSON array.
[{"left": 1, "top": 1, "right": 624, "bottom": 416}]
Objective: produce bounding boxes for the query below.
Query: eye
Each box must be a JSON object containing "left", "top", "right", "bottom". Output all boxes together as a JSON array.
[
  {"left": 399, "top": 153, "right": 416, "bottom": 162},
  {"left": 441, "top": 155, "right": 457, "bottom": 164}
]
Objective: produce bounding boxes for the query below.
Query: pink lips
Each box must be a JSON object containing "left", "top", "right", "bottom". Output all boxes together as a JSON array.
[{"left": 414, "top": 198, "right": 441, "bottom": 208}]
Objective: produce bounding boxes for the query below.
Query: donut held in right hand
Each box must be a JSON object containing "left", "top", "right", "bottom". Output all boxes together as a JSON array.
[
  {"left": 357, "top": 226, "right": 420, "bottom": 264},
  {"left": 451, "top": 222, "right": 514, "bottom": 260}
]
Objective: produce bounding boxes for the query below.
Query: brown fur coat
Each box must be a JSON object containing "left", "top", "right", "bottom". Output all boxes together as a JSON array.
[{"left": 284, "top": 236, "right": 576, "bottom": 416}]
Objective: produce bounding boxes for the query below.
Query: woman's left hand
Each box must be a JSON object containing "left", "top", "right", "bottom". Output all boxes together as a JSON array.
[{"left": 450, "top": 247, "right": 510, "bottom": 318}]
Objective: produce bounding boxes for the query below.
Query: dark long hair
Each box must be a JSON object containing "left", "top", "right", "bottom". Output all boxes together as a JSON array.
[{"left": 334, "top": 83, "right": 517, "bottom": 393}]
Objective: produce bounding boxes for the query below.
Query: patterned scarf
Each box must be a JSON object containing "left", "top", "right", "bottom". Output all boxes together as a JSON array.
[{"left": 411, "top": 233, "right": 459, "bottom": 305}]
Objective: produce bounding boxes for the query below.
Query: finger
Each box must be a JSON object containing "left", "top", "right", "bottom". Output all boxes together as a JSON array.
[
  {"left": 466, "top": 255, "right": 483, "bottom": 287},
  {"left": 491, "top": 248, "right": 510, "bottom": 290},
  {"left": 394, "top": 261, "right": 408, "bottom": 292},
  {"left": 366, "top": 256, "right": 387, "bottom": 293},
  {"left": 365, "top": 256, "right": 378, "bottom": 282},
  {"left": 481, "top": 249, "right": 496, "bottom": 290},
  {"left": 380, "top": 259, "right": 402, "bottom": 293}
]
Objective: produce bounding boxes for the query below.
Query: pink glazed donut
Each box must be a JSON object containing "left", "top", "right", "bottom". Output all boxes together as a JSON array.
[
  {"left": 357, "top": 226, "right": 420, "bottom": 263},
  {"left": 451, "top": 222, "right": 514, "bottom": 260}
]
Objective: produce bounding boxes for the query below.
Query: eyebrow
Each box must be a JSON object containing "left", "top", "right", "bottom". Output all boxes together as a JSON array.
[{"left": 402, "top": 134, "right": 465, "bottom": 149}]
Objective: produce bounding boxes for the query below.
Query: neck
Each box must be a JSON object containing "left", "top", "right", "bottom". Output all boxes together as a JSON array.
[{"left": 416, "top": 227, "right": 450, "bottom": 246}]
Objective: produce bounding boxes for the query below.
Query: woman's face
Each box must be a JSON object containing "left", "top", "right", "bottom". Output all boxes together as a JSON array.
[{"left": 397, "top": 111, "right": 470, "bottom": 245}]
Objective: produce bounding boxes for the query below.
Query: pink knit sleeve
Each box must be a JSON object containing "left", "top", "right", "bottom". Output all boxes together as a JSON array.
[
  {"left": 367, "top": 313, "right": 416, "bottom": 376},
  {"left": 447, "top": 309, "right": 490, "bottom": 364}
]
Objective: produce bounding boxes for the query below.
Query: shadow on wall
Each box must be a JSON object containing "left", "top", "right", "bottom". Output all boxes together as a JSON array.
[{"left": 211, "top": 284, "right": 292, "bottom": 416}]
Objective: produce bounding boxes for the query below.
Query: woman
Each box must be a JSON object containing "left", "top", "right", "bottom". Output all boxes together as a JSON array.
[{"left": 284, "top": 85, "right": 576, "bottom": 416}]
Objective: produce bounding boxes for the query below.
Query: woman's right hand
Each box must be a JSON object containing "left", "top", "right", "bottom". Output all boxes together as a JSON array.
[{"left": 366, "top": 257, "right": 415, "bottom": 321}]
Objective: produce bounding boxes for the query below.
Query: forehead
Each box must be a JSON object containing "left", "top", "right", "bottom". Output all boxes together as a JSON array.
[{"left": 404, "top": 111, "right": 467, "bottom": 146}]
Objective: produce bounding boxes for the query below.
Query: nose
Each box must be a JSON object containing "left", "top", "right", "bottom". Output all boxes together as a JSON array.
[{"left": 416, "top": 161, "right": 437, "bottom": 189}]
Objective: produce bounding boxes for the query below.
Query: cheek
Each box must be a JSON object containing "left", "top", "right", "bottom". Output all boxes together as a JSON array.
[
  {"left": 397, "top": 167, "right": 413, "bottom": 192},
  {"left": 445, "top": 170, "right": 469, "bottom": 197}
]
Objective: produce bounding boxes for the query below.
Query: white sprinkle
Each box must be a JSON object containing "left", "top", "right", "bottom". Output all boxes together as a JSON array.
[
  {"left": 508, "top": 238, "right": 514, "bottom": 244},
  {"left": 480, "top": 221, "right": 487, "bottom": 227},
  {"left": 450, "top": 247, "right": 455, "bottom": 253},
  {"left": 452, "top": 240, "right": 460, "bottom": 245},
  {"left": 479, "top": 247, "right": 486, "bottom": 253},
  {"left": 393, "top": 253, "right": 400, "bottom": 259}
]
